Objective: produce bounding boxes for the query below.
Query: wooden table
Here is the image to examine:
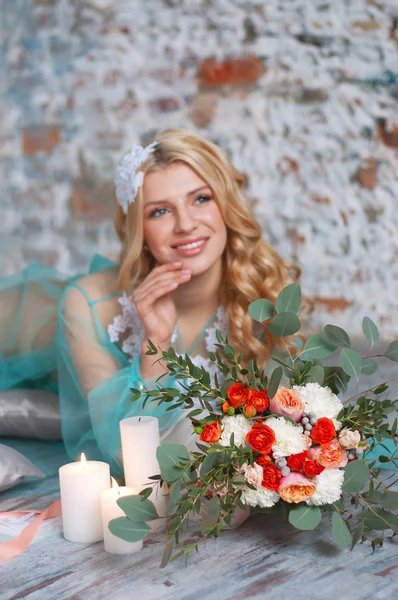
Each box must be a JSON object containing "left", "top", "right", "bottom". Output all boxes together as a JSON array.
[{"left": 1, "top": 438, "right": 397, "bottom": 600}]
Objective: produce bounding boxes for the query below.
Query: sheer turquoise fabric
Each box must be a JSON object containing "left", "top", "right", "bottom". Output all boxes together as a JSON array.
[{"left": 0, "top": 255, "right": 396, "bottom": 477}]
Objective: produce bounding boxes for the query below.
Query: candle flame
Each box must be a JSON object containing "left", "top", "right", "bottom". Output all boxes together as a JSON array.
[{"left": 80, "top": 452, "right": 87, "bottom": 468}]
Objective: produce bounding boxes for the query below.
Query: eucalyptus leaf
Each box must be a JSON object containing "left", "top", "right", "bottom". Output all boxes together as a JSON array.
[
  {"left": 267, "top": 366, "right": 283, "bottom": 398},
  {"left": 362, "top": 317, "right": 379, "bottom": 348},
  {"left": 331, "top": 511, "right": 351, "bottom": 549},
  {"left": 385, "top": 341, "right": 398, "bottom": 361},
  {"left": 275, "top": 283, "right": 302, "bottom": 314},
  {"left": 117, "top": 495, "right": 159, "bottom": 522},
  {"left": 342, "top": 461, "right": 369, "bottom": 493},
  {"left": 364, "top": 508, "right": 398, "bottom": 532},
  {"left": 340, "top": 348, "right": 363, "bottom": 379},
  {"left": 305, "top": 365, "right": 324, "bottom": 385},
  {"left": 303, "top": 334, "right": 338, "bottom": 359},
  {"left": 351, "top": 520, "right": 364, "bottom": 549},
  {"left": 324, "top": 324, "right": 351, "bottom": 348},
  {"left": 268, "top": 312, "right": 301, "bottom": 337},
  {"left": 248, "top": 298, "right": 274, "bottom": 322},
  {"left": 371, "top": 490, "right": 398, "bottom": 511},
  {"left": 157, "top": 443, "right": 191, "bottom": 483},
  {"left": 166, "top": 482, "right": 181, "bottom": 516},
  {"left": 160, "top": 536, "right": 175, "bottom": 568},
  {"left": 201, "top": 495, "right": 221, "bottom": 534},
  {"left": 361, "top": 358, "right": 378, "bottom": 376},
  {"left": 288, "top": 505, "right": 322, "bottom": 530},
  {"left": 108, "top": 517, "right": 151, "bottom": 542}
]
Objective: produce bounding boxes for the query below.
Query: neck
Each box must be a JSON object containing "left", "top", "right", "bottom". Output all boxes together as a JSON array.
[{"left": 171, "top": 259, "right": 223, "bottom": 317}]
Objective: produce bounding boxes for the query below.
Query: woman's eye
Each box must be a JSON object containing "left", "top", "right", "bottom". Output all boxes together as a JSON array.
[
  {"left": 149, "top": 207, "right": 168, "bottom": 218},
  {"left": 194, "top": 195, "right": 212, "bottom": 204}
]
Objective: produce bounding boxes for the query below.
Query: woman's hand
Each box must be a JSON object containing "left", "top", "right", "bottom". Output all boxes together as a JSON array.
[{"left": 132, "top": 261, "right": 191, "bottom": 349}]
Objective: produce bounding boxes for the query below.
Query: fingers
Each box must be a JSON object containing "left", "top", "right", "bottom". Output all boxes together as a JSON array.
[{"left": 133, "top": 270, "right": 191, "bottom": 305}]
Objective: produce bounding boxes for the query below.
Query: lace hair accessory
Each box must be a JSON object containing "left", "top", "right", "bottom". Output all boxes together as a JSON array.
[{"left": 114, "top": 141, "right": 158, "bottom": 214}]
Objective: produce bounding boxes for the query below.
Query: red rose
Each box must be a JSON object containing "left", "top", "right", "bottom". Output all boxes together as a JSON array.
[
  {"left": 246, "top": 423, "right": 276, "bottom": 454},
  {"left": 199, "top": 420, "right": 221, "bottom": 444},
  {"left": 262, "top": 464, "right": 282, "bottom": 491},
  {"left": 227, "top": 383, "right": 251, "bottom": 408},
  {"left": 310, "top": 417, "right": 337, "bottom": 444},
  {"left": 287, "top": 451, "right": 309, "bottom": 471},
  {"left": 256, "top": 454, "right": 272, "bottom": 467},
  {"left": 302, "top": 459, "right": 325, "bottom": 478},
  {"left": 250, "top": 390, "right": 269, "bottom": 413}
]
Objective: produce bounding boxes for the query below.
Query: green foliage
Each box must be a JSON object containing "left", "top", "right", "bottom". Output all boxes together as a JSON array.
[
  {"left": 108, "top": 517, "right": 151, "bottom": 542},
  {"left": 268, "top": 312, "right": 301, "bottom": 337},
  {"left": 342, "top": 461, "right": 369, "bottom": 493},
  {"left": 340, "top": 348, "right": 363, "bottom": 380},
  {"left": 385, "top": 341, "right": 398, "bottom": 361},
  {"left": 288, "top": 506, "right": 322, "bottom": 530},
  {"left": 248, "top": 298, "right": 274, "bottom": 322},
  {"left": 117, "top": 495, "right": 159, "bottom": 522},
  {"left": 303, "top": 334, "right": 338, "bottom": 359},
  {"left": 324, "top": 325, "right": 351, "bottom": 349},
  {"left": 332, "top": 511, "right": 351, "bottom": 549},
  {"left": 362, "top": 317, "right": 379, "bottom": 348},
  {"left": 275, "top": 283, "right": 302, "bottom": 314}
]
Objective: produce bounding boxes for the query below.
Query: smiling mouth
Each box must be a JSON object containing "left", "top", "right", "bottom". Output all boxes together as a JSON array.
[{"left": 172, "top": 238, "right": 208, "bottom": 250}]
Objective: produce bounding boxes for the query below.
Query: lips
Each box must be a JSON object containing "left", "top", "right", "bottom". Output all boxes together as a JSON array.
[{"left": 171, "top": 236, "right": 208, "bottom": 249}]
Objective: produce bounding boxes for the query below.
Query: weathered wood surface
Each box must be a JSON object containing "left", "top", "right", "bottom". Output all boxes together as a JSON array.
[{"left": 0, "top": 438, "right": 397, "bottom": 600}]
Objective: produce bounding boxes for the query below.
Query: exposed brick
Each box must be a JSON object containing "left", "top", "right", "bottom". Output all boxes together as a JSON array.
[
  {"left": 150, "top": 96, "right": 180, "bottom": 112},
  {"left": 188, "top": 92, "right": 219, "bottom": 128},
  {"left": 311, "top": 195, "right": 331, "bottom": 205},
  {"left": 351, "top": 20, "right": 380, "bottom": 31},
  {"left": 198, "top": 56, "right": 266, "bottom": 88},
  {"left": 314, "top": 297, "right": 351, "bottom": 312},
  {"left": 22, "top": 125, "right": 60, "bottom": 155},
  {"left": 276, "top": 157, "right": 300, "bottom": 177},
  {"left": 377, "top": 119, "right": 398, "bottom": 148},
  {"left": 356, "top": 158, "right": 378, "bottom": 190}
]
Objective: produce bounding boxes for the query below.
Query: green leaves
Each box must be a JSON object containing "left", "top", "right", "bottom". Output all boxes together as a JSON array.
[
  {"left": 303, "top": 334, "right": 338, "bottom": 359},
  {"left": 288, "top": 505, "right": 322, "bottom": 530},
  {"left": 324, "top": 325, "right": 351, "bottom": 349},
  {"left": 361, "top": 358, "right": 378, "bottom": 376},
  {"left": 117, "top": 495, "right": 159, "bottom": 522},
  {"left": 157, "top": 443, "right": 191, "bottom": 483},
  {"left": 371, "top": 490, "right": 398, "bottom": 511},
  {"left": 275, "top": 283, "right": 302, "bottom": 314},
  {"left": 248, "top": 299, "right": 274, "bottom": 322},
  {"left": 305, "top": 365, "right": 324, "bottom": 385},
  {"left": 342, "top": 461, "right": 369, "bottom": 493},
  {"left": 108, "top": 517, "right": 151, "bottom": 542},
  {"left": 268, "top": 313, "right": 301, "bottom": 337},
  {"left": 331, "top": 512, "right": 351, "bottom": 549},
  {"left": 267, "top": 367, "right": 283, "bottom": 398},
  {"left": 362, "top": 317, "right": 379, "bottom": 348},
  {"left": 385, "top": 341, "right": 398, "bottom": 361},
  {"left": 364, "top": 508, "right": 398, "bottom": 533},
  {"left": 340, "top": 348, "right": 363, "bottom": 380},
  {"left": 201, "top": 495, "right": 221, "bottom": 534}
]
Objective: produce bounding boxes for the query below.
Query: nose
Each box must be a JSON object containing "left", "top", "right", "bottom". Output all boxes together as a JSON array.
[{"left": 174, "top": 206, "right": 198, "bottom": 234}]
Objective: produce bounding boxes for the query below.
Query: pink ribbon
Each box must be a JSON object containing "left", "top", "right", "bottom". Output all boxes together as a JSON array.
[{"left": 0, "top": 499, "right": 62, "bottom": 562}]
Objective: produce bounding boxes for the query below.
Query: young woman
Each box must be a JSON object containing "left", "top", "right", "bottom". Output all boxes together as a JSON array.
[{"left": 1, "top": 128, "right": 303, "bottom": 475}]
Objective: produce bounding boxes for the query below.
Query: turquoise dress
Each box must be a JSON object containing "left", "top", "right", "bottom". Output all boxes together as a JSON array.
[{"left": 0, "top": 256, "right": 396, "bottom": 475}]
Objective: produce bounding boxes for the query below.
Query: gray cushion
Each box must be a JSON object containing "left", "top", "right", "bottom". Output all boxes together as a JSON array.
[
  {"left": 0, "top": 389, "right": 62, "bottom": 440},
  {"left": 0, "top": 444, "right": 45, "bottom": 491}
]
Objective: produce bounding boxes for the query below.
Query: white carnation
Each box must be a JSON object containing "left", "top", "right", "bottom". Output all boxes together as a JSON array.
[
  {"left": 240, "top": 485, "right": 280, "bottom": 508},
  {"left": 305, "top": 468, "right": 345, "bottom": 506},
  {"left": 266, "top": 416, "right": 306, "bottom": 459},
  {"left": 219, "top": 415, "right": 252, "bottom": 447},
  {"left": 293, "top": 383, "right": 343, "bottom": 430}
]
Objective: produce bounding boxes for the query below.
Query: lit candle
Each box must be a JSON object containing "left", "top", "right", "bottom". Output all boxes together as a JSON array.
[
  {"left": 100, "top": 477, "right": 143, "bottom": 554},
  {"left": 59, "top": 453, "right": 110, "bottom": 543},
  {"left": 120, "top": 416, "right": 167, "bottom": 523}
]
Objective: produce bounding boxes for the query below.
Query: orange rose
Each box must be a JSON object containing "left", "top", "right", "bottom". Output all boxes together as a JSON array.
[
  {"left": 222, "top": 401, "right": 230, "bottom": 414},
  {"left": 278, "top": 472, "right": 316, "bottom": 503},
  {"left": 302, "top": 459, "right": 325, "bottom": 478},
  {"left": 243, "top": 404, "right": 257, "bottom": 418},
  {"left": 287, "top": 451, "right": 309, "bottom": 472},
  {"left": 227, "top": 383, "right": 251, "bottom": 408},
  {"left": 310, "top": 439, "right": 348, "bottom": 469},
  {"left": 199, "top": 420, "right": 221, "bottom": 444},
  {"left": 262, "top": 464, "right": 282, "bottom": 491},
  {"left": 269, "top": 388, "right": 304, "bottom": 422},
  {"left": 310, "top": 417, "right": 336, "bottom": 444},
  {"left": 246, "top": 423, "right": 276, "bottom": 454},
  {"left": 256, "top": 455, "right": 272, "bottom": 467},
  {"left": 250, "top": 390, "right": 269, "bottom": 413}
]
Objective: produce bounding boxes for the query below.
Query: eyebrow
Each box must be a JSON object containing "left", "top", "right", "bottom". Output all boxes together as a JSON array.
[{"left": 144, "top": 185, "right": 211, "bottom": 208}]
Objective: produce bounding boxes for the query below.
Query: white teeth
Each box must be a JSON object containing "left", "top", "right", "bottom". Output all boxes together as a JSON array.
[{"left": 176, "top": 240, "right": 204, "bottom": 250}]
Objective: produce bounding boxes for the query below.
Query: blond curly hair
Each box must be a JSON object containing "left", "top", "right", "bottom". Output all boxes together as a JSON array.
[{"left": 114, "top": 128, "right": 306, "bottom": 368}]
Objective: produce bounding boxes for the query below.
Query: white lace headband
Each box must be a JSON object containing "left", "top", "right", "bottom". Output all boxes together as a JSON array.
[{"left": 114, "top": 141, "right": 158, "bottom": 214}]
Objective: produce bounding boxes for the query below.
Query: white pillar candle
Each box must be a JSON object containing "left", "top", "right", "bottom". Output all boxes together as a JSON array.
[
  {"left": 59, "top": 453, "right": 110, "bottom": 543},
  {"left": 101, "top": 478, "right": 143, "bottom": 554},
  {"left": 120, "top": 416, "right": 167, "bottom": 522}
]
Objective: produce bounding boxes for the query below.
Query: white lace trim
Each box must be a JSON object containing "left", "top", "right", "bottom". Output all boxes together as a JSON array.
[
  {"left": 114, "top": 141, "right": 158, "bottom": 214},
  {"left": 107, "top": 295, "right": 229, "bottom": 375}
]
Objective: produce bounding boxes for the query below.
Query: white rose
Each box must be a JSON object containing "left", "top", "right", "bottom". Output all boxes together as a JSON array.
[
  {"left": 338, "top": 428, "right": 361, "bottom": 449},
  {"left": 244, "top": 463, "right": 264, "bottom": 487}
]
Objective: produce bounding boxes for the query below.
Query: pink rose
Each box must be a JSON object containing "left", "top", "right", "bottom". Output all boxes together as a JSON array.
[
  {"left": 302, "top": 434, "right": 312, "bottom": 450},
  {"left": 244, "top": 463, "right": 264, "bottom": 487},
  {"left": 278, "top": 471, "right": 316, "bottom": 503},
  {"left": 338, "top": 428, "right": 361, "bottom": 450},
  {"left": 269, "top": 388, "right": 304, "bottom": 422},
  {"left": 309, "top": 439, "right": 348, "bottom": 469}
]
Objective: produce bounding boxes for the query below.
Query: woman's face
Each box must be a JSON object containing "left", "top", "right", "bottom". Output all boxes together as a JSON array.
[{"left": 142, "top": 163, "right": 227, "bottom": 276}]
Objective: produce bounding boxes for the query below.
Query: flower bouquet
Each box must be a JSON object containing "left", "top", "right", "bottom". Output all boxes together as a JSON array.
[{"left": 110, "top": 284, "right": 398, "bottom": 567}]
